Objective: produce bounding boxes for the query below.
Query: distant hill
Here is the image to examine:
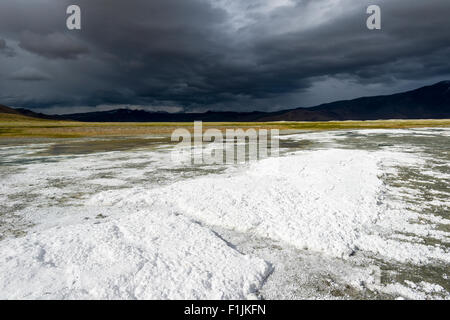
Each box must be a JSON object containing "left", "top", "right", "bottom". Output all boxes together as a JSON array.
[
  {"left": 0, "top": 104, "right": 21, "bottom": 115},
  {"left": 2, "top": 81, "right": 450, "bottom": 122},
  {"left": 0, "top": 104, "right": 58, "bottom": 120},
  {"left": 259, "top": 81, "right": 450, "bottom": 121},
  {"left": 0, "top": 104, "right": 41, "bottom": 121},
  {"left": 50, "top": 109, "right": 269, "bottom": 122}
]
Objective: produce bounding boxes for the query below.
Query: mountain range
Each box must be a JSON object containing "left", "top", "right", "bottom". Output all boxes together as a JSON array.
[{"left": 2, "top": 81, "right": 450, "bottom": 122}]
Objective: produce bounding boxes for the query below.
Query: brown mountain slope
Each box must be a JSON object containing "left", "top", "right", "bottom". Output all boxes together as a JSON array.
[
  {"left": 0, "top": 104, "right": 49, "bottom": 121},
  {"left": 0, "top": 104, "right": 22, "bottom": 115},
  {"left": 0, "top": 104, "right": 60, "bottom": 121}
]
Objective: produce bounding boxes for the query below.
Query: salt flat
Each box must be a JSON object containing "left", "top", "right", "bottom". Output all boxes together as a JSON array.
[{"left": 0, "top": 128, "right": 449, "bottom": 299}]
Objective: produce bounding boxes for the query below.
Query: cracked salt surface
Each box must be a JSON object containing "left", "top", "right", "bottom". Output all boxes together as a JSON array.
[{"left": 0, "top": 129, "right": 449, "bottom": 299}]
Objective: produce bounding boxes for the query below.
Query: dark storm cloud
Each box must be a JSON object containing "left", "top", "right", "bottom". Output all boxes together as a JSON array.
[
  {"left": 10, "top": 67, "right": 52, "bottom": 81},
  {"left": 19, "top": 32, "right": 89, "bottom": 59},
  {"left": 0, "top": 0, "right": 449, "bottom": 112}
]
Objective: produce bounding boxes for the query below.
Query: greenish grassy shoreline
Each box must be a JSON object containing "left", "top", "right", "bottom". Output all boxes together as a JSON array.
[{"left": 1, "top": 113, "right": 449, "bottom": 138}]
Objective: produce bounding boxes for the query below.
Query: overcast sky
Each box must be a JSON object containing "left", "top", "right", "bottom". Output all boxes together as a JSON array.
[{"left": 0, "top": 0, "right": 449, "bottom": 114}]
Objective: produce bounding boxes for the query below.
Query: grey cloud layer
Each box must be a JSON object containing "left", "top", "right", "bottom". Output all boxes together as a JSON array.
[
  {"left": 19, "top": 32, "right": 89, "bottom": 59},
  {"left": 10, "top": 67, "right": 52, "bottom": 81},
  {"left": 0, "top": 0, "right": 449, "bottom": 112},
  {"left": 0, "top": 38, "right": 15, "bottom": 57}
]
